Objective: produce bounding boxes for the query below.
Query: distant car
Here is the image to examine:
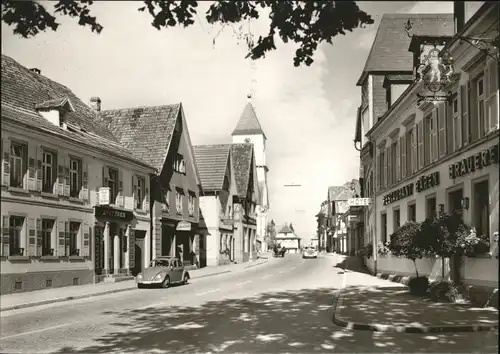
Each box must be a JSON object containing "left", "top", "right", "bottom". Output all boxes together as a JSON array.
[
  {"left": 302, "top": 246, "right": 318, "bottom": 259},
  {"left": 136, "top": 256, "right": 190, "bottom": 288}
]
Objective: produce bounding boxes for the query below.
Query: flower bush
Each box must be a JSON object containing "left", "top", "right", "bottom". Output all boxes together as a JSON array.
[
  {"left": 377, "top": 241, "right": 391, "bottom": 256},
  {"left": 428, "top": 280, "right": 464, "bottom": 303},
  {"left": 463, "top": 227, "right": 490, "bottom": 257}
]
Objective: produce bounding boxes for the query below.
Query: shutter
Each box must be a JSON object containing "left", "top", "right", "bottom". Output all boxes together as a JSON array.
[
  {"left": 36, "top": 147, "right": 43, "bottom": 192},
  {"left": 57, "top": 219, "right": 66, "bottom": 256},
  {"left": 65, "top": 221, "right": 70, "bottom": 256},
  {"left": 2, "top": 139, "right": 10, "bottom": 187},
  {"left": 468, "top": 81, "right": 478, "bottom": 143},
  {"left": 27, "top": 144, "right": 36, "bottom": 191},
  {"left": 396, "top": 139, "right": 400, "bottom": 182},
  {"left": 423, "top": 117, "right": 430, "bottom": 166},
  {"left": 132, "top": 175, "right": 138, "bottom": 210},
  {"left": 432, "top": 108, "right": 438, "bottom": 162},
  {"left": 118, "top": 169, "right": 124, "bottom": 207},
  {"left": 81, "top": 161, "right": 89, "bottom": 201},
  {"left": 401, "top": 135, "right": 406, "bottom": 178},
  {"left": 448, "top": 97, "right": 456, "bottom": 153},
  {"left": 386, "top": 145, "right": 392, "bottom": 186},
  {"left": 128, "top": 228, "right": 135, "bottom": 269},
  {"left": 96, "top": 187, "right": 100, "bottom": 206},
  {"left": 102, "top": 165, "right": 109, "bottom": 187},
  {"left": 1, "top": 215, "right": 9, "bottom": 256},
  {"left": 144, "top": 176, "right": 150, "bottom": 212},
  {"left": 82, "top": 221, "right": 90, "bottom": 257},
  {"left": 376, "top": 151, "right": 381, "bottom": 191},
  {"left": 64, "top": 162, "right": 70, "bottom": 197},
  {"left": 27, "top": 217, "right": 36, "bottom": 256},
  {"left": 383, "top": 148, "right": 387, "bottom": 189},
  {"left": 486, "top": 58, "right": 499, "bottom": 131},
  {"left": 438, "top": 104, "right": 446, "bottom": 157},
  {"left": 36, "top": 218, "right": 42, "bottom": 256},
  {"left": 417, "top": 121, "right": 424, "bottom": 170},
  {"left": 411, "top": 128, "right": 417, "bottom": 174},
  {"left": 57, "top": 156, "right": 65, "bottom": 196}
]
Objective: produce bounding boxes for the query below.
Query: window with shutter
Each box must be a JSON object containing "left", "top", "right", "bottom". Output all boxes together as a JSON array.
[
  {"left": 42, "top": 150, "right": 57, "bottom": 194},
  {"left": 375, "top": 152, "right": 381, "bottom": 191},
  {"left": 475, "top": 74, "right": 487, "bottom": 138},
  {"left": 387, "top": 145, "right": 392, "bottom": 187},
  {"left": 27, "top": 217, "right": 36, "bottom": 256},
  {"left": 452, "top": 96, "right": 461, "bottom": 151},
  {"left": 1, "top": 215, "right": 9, "bottom": 257},
  {"left": 431, "top": 109, "right": 438, "bottom": 162},
  {"left": 438, "top": 104, "right": 446, "bottom": 157},
  {"left": 69, "top": 157, "right": 82, "bottom": 198},
  {"left": 383, "top": 148, "right": 388, "bottom": 189},
  {"left": 411, "top": 128, "right": 418, "bottom": 174},
  {"left": 117, "top": 169, "right": 124, "bottom": 207},
  {"left": 41, "top": 219, "right": 54, "bottom": 256},
  {"left": 461, "top": 84, "right": 470, "bottom": 146},
  {"left": 57, "top": 155, "right": 65, "bottom": 196},
  {"left": 396, "top": 138, "right": 400, "bottom": 182},
  {"left": 80, "top": 161, "right": 89, "bottom": 201},
  {"left": 10, "top": 142, "right": 27, "bottom": 189},
  {"left": 423, "top": 114, "right": 431, "bottom": 166},
  {"left": 1, "top": 139, "right": 9, "bottom": 188},
  {"left": 28, "top": 144, "right": 36, "bottom": 191},
  {"left": 57, "top": 219, "right": 66, "bottom": 256},
  {"left": 144, "top": 177, "right": 150, "bottom": 212}
]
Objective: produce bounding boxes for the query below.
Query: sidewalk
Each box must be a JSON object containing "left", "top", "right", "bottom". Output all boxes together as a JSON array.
[
  {"left": 0, "top": 257, "right": 269, "bottom": 312},
  {"left": 333, "top": 269, "right": 499, "bottom": 333}
]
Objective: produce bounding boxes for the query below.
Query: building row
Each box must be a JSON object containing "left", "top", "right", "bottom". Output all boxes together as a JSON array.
[
  {"left": 0, "top": 54, "right": 270, "bottom": 294},
  {"left": 347, "top": 2, "right": 498, "bottom": 296}
]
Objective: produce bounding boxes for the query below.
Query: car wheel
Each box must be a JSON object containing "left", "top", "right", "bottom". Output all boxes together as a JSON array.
[
  {"left": 183, "top": 274, "right": 189, "bottom": 285},
  {"left": 162, "top": 276, "right": 170, "bottom": 288}
]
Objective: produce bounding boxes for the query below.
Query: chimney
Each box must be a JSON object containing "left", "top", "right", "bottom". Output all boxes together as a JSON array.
[
  {"left": 30, "top": 68, "right": 41, "bottom": 75},
  {"left": 90, "top": 97, "right": 101, "bottom": 112},
  {"left": 454, "top": 1, "right": 465, "bottom": 34}
]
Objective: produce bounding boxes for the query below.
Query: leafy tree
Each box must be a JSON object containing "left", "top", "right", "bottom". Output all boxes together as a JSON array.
[
  {"left": 388, "top": 221, "right": 432, "bottom": 278},
  {"left": 266, "top": 219, "right": 276, "bottom": 247},
  {"left": 1, "top": 0, "right": 373, "bottom": 67}
]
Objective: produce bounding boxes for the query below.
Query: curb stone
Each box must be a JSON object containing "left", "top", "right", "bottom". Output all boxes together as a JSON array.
[
  {"left": 0, "top": 267, "right": 250, "bottom": 312},
  {"left": 332, "top": 260, "right": 499, "bottom": 333},
  {"left": 243, "top": 259, "right": 268, "bottom": 269}
]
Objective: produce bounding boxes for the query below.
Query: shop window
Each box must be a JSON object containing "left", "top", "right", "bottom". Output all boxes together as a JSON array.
[
  {"left": 9, "top": 215, "right": 25, "bottom": 256},
  {"left": 426, "top": 197, "right": 437, "bottom": 219},
  {"left": 448, "top": 189, "right": 464, "bottom": 219},
  {"left": 69, "top": 157, "right": 82, "bottom": 198},
  {"left": 10, "top": 142, "right": 27, "bottom": 188},
  {"left": 380, "top": 213, "right": 387, "bottom": 243},
  {"left": 407, "top": 203, "right": 416, "bottom": 222},
  {"left": 473, "top": 180, "right": 489, "bottom": 241},
  {"left": 69, "top": 222, "right": 80, "bottom": 256},
  {"left": 393, "top": 208, "right": 401, "bottom": 232},
  {"left": 41, "top": 219, "right": 55, "bottom": 256},
  {"left": 42, "top": 150, "right": 57, "bottom": 193}
]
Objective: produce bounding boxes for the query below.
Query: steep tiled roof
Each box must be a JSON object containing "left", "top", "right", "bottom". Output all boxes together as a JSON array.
[
  {"left": 193, "top": 144, "right": 231, "bottom": 192},
  {"left": 34, "top": 96, "right": 73, "bottom": 110},
  {"left": 1, "top": 55, "right": 117, "bottom": 139},
  {"left": 276, "top": 224, "right": 300, "bottom": 238},
  {"left": 357, "top": 13, "right": 454, "bottom": 85},
  {"left": 1, "top": 55, "right": 154, "bottom": 169},
  {"left": 231, "top": 143, "right": 254, "bottom": 197},
  {"left": 328, "top": 180, "right": 361, "bottom": 215},
  {"left": 232, "top": 102, "right": 267, "bottom": 138},
  {"left": 98, "top": 104, "right": 181, "bottom": 171}
]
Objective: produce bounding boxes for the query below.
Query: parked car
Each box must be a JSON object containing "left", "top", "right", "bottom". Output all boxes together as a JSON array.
[
  {"left": 136, "top": 256, "right": 190, "bottom": 289},
  {"left": 302, "top": 246, "right": 318, "bottom": 259}
]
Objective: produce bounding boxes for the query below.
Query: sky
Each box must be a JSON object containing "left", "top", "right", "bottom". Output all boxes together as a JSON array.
[{"left": 1, "top": 1, "right": 460, "bottom": 243}]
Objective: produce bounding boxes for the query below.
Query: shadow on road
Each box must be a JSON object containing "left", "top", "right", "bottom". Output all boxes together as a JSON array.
[
  {"left": 334, "top": 255, "right": 371, "bottom": 274},
  {"left": 53, "top": 287, "right": 498, "bottom": 353},
  {"left": 338, "top": 285, "right": 499, "bottom": 327}
]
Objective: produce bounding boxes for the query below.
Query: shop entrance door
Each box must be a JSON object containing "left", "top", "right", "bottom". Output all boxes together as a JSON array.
[{"left": 133, "top": 230, "right": 146, "bottom": 275}]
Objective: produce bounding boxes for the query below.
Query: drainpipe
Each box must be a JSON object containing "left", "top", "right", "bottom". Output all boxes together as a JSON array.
[{"left": 372, "top": 140, "right": 378, "bottom": 275}]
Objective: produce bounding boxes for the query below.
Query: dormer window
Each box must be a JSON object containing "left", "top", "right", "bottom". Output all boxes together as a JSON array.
[
  {"left": 383, "top": 74, "right": 413, "bottom": 108},
  {"left": 35, "top": 96, "right": 75, "bottom": 129}
]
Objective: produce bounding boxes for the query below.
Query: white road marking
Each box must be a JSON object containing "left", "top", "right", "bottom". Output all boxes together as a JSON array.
[
  {"left": 0, "top": 322, "right": 74, "bottom": 340},
  {"left": 195, "top": 288, "right": 220, "bottom": 296},
  {"left": 235, "top": 280, "right": 251, "bottom": 286}
]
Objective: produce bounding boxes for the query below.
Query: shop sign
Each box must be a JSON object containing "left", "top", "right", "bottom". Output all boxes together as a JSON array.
[
  {"left": 449, "top": 144, "right": 499, "bottom": 179},
  {"left": 348, "top": 215, "right": 360, "bottom": 222},
  {"left": 95, "top": 206, "right": 134, "bottom": 221},
  {"left": 383, "top": 183, "right": 414, "bottom": 206},
  {"left": 176, "top": 221, "right": 191, "bottom": 231},
  {"left": 347, "top": 198, "right": 372, "bottom": 207},
  {"left": 416, "top": 171, "right": 440, "bottom": 193},
  {"left": 220, "top": 218, "right": 234, "bottom": 230},
  {"left": 97, "top": 187, "right": 110, "bottom": 206}
]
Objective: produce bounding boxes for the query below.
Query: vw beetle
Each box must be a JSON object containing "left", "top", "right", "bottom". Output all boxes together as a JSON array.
[{"left": 136, "top": 256, "right": 190, "bottom": 288}]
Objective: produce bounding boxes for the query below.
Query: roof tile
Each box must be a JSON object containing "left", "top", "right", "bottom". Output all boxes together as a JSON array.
[
  {"left": 193, "top": 144, "right": 231, "bottom": 192},
  {"left": 232, "top": 102, "right": 266, "bottom": 138},
  {"left": 231, "top": 143, "right": 254, "bottom": 197}
]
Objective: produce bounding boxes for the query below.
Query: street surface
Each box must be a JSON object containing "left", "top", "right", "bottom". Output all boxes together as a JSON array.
[{"left": 1, "top": 254, "right": 497, "bottom": 353}]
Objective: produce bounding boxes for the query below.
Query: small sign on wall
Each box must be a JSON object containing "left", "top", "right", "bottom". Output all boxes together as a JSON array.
[{"left": 98, "top": 187, "right": 110, "bottom": 205}]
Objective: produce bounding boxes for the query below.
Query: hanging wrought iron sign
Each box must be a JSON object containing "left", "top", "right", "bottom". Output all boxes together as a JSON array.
[{"left": 416, "top": 45, "right": 457, "bottom": 104}]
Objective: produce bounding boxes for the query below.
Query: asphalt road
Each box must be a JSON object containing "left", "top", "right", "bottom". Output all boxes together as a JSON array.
[{"left": 0, "top": 254, "right": 497, "bottom": 353}]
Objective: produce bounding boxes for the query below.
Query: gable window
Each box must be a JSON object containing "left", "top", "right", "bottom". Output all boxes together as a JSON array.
[
  {"left": 174, "top": 154, "right": 186, "bottom": 174},
  {"left": 41, "top": 219, "right": 54, "bottom": 256},
  {"left": 452, "top": 96, "right": 461, "bottom": 152},
  {"left": 107, "top": 167, "right": 118, "bottom": 204},
  {"left": 175, "top": 189, "right": 183, "bottom": 215},
  {"left": 188, "top": 193, "right": 195, "bottom": 217},
  {"left": 10, "top": 142, "right": 27, "bottom": 188},
  {"left": 69, "top": 158, "right": 82, "bottom": 198},
  {"left": 136, "top": 176, "right": 145, "bottom": 209},
  {"left": 475, "top": 75, "right": 487, "bottom": 138},
  {"left": 42, "top": 150, "right": 57, "bottom": 193}
]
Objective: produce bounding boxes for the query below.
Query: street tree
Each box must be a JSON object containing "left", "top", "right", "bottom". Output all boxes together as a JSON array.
[
  {"left": 266, "top": 220, "right": 277, "bottom": 247},
  {"left": 1, "top": 0, "right": 374, "bottom": 67}
]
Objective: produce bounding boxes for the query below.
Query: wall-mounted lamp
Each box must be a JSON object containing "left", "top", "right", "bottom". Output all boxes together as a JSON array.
[
  {"left": 461, "top": 197, "right": 470, "bottom": 210},
  {"left": 438, "top": 204, "right": 445, "bottom": 214}
]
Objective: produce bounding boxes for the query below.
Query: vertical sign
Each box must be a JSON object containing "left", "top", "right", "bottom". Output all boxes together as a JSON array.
[{"left": 94, "top": 226, "right": 103, "bottom": 275}]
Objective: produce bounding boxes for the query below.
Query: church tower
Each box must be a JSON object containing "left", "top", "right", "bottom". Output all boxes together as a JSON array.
[{"left": 232, "top": 95, "right": 270, "bottom": 251}]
